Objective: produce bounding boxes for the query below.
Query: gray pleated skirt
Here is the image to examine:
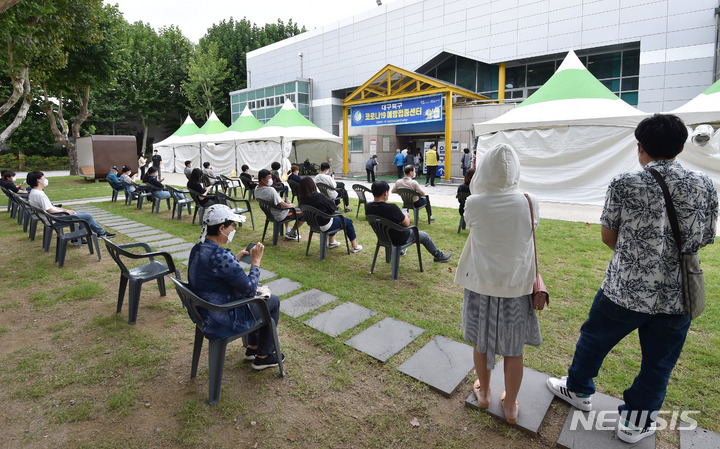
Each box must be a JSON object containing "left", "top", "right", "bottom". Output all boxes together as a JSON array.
[{"left": 462, "top": 288, "right": 542, "bottom": 370}]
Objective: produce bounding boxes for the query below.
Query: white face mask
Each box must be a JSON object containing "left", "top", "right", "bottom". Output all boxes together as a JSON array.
[
  {"left": 266, "top": 178, "right": 273, "bottom": 187},
  {"left": 11, "top": 177, "right": 16, "bottom": 181},
  {"left": 222, "top": 227, "right": 236, "bottom": 243},
  {"left": 43, "top": 178, "right": 49, "bottom": 187}
]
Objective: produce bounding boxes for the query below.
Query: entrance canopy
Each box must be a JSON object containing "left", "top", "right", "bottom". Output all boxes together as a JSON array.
[{"left": 342, "top": 64, "right": 488, "bottom": 176}]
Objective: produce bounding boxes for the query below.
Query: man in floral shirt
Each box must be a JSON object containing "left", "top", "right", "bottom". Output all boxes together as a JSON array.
[{"left": 547, "top": 114, "right": 718, "bottom": 444}]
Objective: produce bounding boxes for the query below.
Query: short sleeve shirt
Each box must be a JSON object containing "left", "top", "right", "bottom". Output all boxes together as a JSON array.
[
  {"left": 393, "top": 177, "right": 423, "bottom": 202},
  {"left": 152, "top": 154, "right": 162, "bottom": 167},
  {"left": 600, "top": 159, "right": 718, "bottom": 315},
  {"left": 365, "top": 201, "right": 409, "bottom": 245},
  {"left": 255, "top": 186, "right": 288, "bottom": 221},
  {"left": 314, "top": 173, "right": 337, "bottom": 199},
  {"left": 28, "top": 189, "right": 53, "bottom": 212}
]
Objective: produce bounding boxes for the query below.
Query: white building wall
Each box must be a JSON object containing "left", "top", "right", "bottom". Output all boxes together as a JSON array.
[{"left": 247, "top": 0, "right": 719, "bottom": 131}]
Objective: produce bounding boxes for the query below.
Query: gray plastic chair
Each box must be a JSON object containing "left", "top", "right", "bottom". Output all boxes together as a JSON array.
[
  {"left": 396, "top": 188, "right": 431, "bottom": 226},
  {"left": 33, "top": 206, "right": 101, "bottom": 268},
  {"left": 103, "top": 238, "right": 179, "bottom": 325},
  {"left": 216, "top": 191, "right": 254, "bottom": 230},
  {"left": 168, "top": 186, "right": 193, "bottom": 221},
  {"left": 169, "top": 276, "right": 285, "bottom": 405},
  {"left": 316, "top": 182, "right": 341, "bottom": 207},
  {"left": 299, "top": 204, "right": 350, "bottom": 261},
  {"left": 351, "top": 184, "right": 372, "bottom": 219},
  {"left": 257, "top": 199, "right": 300, "bottom": 246},
  {"left": 366, "top": 214, "right": 423, "bottom": 281}
]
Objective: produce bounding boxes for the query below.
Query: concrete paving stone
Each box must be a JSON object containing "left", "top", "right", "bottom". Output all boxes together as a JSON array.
[
  {"left": 280, "top": 288, "right": 337, "bottom": 318},
  {"left": 399, "top": 335, "right": 474, "bottom": 397},
  {"left": 135, "top": 233, "right": 176, "bottom": 243},
  {"left": 680, "top": 427, "right": 720, "bottom": 449},
  {"left": 154, "top": 242, "right": 195, "bottom": 253},
  {"left": 110, "top": 224, "right": 153, "bottom": 231},
  {"left": 124, "top": 229, "right": 164, "bottom": 238},
  {"left": 262, "top": 278, "right": 302, "bottom": 297},
  {"left": 465, "top": 358, "right": 555, "bottom": 435},
  {"left": 171, "top": 250, "right": 192, "bottom": 260},
  {"left": 99, "top": 219, "right": 135, "bottom": 226},
  {"left": 258, "top": 268, "right": 276, "bottom": 281},
  {"left": 557, "top": 391, "right": 655, "bottom": 448},
  {"left": 303, "top": 302, "right": 377, "bottom": 337},
  {"left": 345, "top": 317, "right": 424, "bottom": 362},
  {"left": 148, "top": 238, "right": 187, "bottom": 248},
  {"left": 118, "top": 228, "right": 157, "bottom": 235}
]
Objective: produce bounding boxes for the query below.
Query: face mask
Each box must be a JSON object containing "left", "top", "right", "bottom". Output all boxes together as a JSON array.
[
  {"left": 43, "top": 178, "right": 49, "bottom": 187},
  {"left": 11, "top": 177, "right": 16, "bottom": 181},
  {"left": 222, "top": 227, "right": 236, "bottom": 243},
  {"left": 266, "top": 178, "right": 273, "bottom": 187}
]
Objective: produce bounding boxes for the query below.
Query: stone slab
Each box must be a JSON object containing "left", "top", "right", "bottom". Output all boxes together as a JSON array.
[
  {"left": 557, "top": 391, "right": 655, "bottom": 449},
  {"left": 303, "top": 302, "right": 377, "bottom": 337},
  {"left": 155, "top": 242, "right": 195, "bottom": 253},
  {"left": 398, "top": 335, "right": 474, "bottom": 396},
  {"left": 345, "top": 317, "right": 424, "bottom": 362},
  {"left": 135, "top": 233, "right": 175, "bottom": 243},
  {"left": 680, "top": 427, "right": 720, "bottom": 449},
  {"left": 124, "top": 229, "right": 164, "bottom": 238},
  {"left": 171, "top": 250, "right": 192, "bottom": 260},
  {"left": 258, "top": 268, "right": 276, "bottom": 281},
  {"left": 262, "top": 278, "right": 302, "bottom": 297},
  {"left": 149, "top": 238, "right": 188, "bottom": 248},
  {"left": 115, "top": 226, "right": 156, "bottom": 233},
  {"left": 100, "top": 220, "right": 136, "bottom": 226},
  {"left": 280, "top": 288, "right": 337, "bottom": 318},
  {"left": 464, "top": 359, "right": 555, "bottom": 435}
]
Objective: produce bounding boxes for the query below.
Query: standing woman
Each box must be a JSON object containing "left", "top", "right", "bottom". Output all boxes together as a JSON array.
[
  {"left": 454, "top": 143, "right": 541, "bottom": 424},
  {"left": 138, "top": 153, "right": 147, "bottom": 181}
]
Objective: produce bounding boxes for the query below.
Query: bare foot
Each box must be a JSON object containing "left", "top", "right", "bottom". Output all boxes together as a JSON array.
[
  {"left": 500, "top": 391, "right": 519, "bottom": 424},
  {"left": 473, "top": 379, "right": 491, "bottom": 409}
]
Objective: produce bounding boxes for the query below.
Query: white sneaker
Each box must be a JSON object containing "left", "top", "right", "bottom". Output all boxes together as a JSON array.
[
  {"left": 617, "top": 419, "right": 656, "bottom": 444},
  {"left": 328, "top": 241, "right": 341, "bottom": 249},
  {"left": 546, "top": 376, "right": 592, "bottom": 411},
  {"left": 285, "top": 230, "right": 297, "bottom": 240},
  {"left": 351, "top": 244, "right": 363, "bottom": 253}
]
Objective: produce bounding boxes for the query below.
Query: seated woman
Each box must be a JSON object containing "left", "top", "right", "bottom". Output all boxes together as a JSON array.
[
  {"left": 240, "top": 165, "right": 257, "bottom": 190},
  {"left": 120, "top": 165, "right": 139, "bottom": 193},
  {"left": 456, "top": 168, "right": 475, "bottom": 217},
  {"left": 287, "top": 164, "right": 302, "bottom": 183},
  {"left": 297, "top": 177, "right": 362, "bottom": 253},
  {"left": 145, "top": 167, "right": 184, "bottom": 200},
  {"left": 188, "top": 204, "right": 283, "bottom": 369},
  {"left": 270, "top": 161, "right": 289, "bottom": 200},
  {"left": 187, "top": 167, "right": 217, "bottom": 207}
]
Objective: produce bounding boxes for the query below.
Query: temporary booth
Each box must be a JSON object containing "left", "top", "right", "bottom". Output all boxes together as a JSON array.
[{"left": 76, "top": 135, "right": 137, "bottom": 180}]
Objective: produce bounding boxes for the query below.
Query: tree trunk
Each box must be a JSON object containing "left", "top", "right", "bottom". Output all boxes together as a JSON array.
[
  {"left": 0, "top": 75, "right": 31, "bottom": 144},
  {"left": 0, "top": 65, "right": 27, "bottom": 120},
  {"left": 42, "top": 86, "right": 76, "bottom": 174},
  {"left": 140, "top": 114, "right": 148, "bottom": 156}
]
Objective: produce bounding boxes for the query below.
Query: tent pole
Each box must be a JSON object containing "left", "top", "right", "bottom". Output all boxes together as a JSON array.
[{"left": 343, "top": 105, "right": 349, "bottom": 174}]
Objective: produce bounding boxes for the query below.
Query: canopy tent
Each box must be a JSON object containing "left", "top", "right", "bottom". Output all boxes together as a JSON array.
[
  {"left": 238, "top": 99, "right": 342, "bottom": 175},
  {"left": 197, "top": 111, "right": 235, "bottom": 174},
  {"left": 670, "top": 78, "right": 720, "bottom": 126},
  {"left": 154, "top": 115, "right": 203, "bottom": 174},
  {"left": 473, "top": 50, "right": 649, "bottom": 205}
]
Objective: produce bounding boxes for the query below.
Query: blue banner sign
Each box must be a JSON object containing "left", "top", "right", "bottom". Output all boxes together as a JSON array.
[{"left": 350, "top": 95, "right": 443, "bottom": 127}]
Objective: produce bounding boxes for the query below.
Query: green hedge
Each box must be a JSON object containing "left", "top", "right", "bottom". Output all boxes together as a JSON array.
[{"left": 0, "top": 154, "right": 69, "bottom": 171}]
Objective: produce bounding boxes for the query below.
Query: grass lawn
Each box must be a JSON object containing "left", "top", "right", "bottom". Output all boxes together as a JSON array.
[{"left": 1, "top": 175, "right": 718, "bottom": 448}]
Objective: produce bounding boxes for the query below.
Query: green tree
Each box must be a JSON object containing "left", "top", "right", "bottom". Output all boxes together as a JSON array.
[{"left": 182, "top": 41, "right": 230, "bottom": 121}]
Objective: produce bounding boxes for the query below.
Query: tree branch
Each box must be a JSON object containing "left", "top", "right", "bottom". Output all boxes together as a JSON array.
[{"left": 0, "top": 75, "right": 31, "bottom": 144}]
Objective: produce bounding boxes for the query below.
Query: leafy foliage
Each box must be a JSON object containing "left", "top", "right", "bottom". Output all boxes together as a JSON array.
[{"left": 182, "top": 41, "right": 230, "bottom": 121}]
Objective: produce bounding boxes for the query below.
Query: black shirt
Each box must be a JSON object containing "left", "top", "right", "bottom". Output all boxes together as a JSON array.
[
  {"left": 146, "top": 176, "right": 164, "bottom": 189},
  {"left": 240, "top": 172, "right": 256, "bottom": 189},
  {"left": 299, "top": 192, "right": 336, "bottom": 227},
  {"left": 365, "top": 201, "right": 409, "bottom": 245},
  {"left": 456, "top": 183, "right": 471, "bottom": 215},
  {"left": 0, "top": 179, "right": 20, "bottom": 193},
  {"left": 151, "top": 154, "right": 162, "bottom": 167}
]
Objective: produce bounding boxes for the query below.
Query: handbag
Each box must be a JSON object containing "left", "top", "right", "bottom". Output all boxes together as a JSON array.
[
  {"left": 525, "top": 194, "right": 549, "bottom": 311},
  {"left": 646, "top": 168, "right": 705, "bottom": 319}
]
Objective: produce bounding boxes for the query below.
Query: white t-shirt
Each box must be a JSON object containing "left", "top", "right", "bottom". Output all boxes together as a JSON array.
[
  {"left": 29, "top": 189, "right": 54, "bottom": 212},
  {"left": 314, "top": 173, "right": 337, "bottom": 200}
]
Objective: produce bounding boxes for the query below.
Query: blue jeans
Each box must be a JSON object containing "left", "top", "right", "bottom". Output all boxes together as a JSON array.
[
  {"left": 154, "top": 190, "right": 171, "bottom": 199},
  {"left": 247, "top": 294, "right": 280, "bottom": 356},
  {"left": 405, "top": 230, "right": 440, "bottom": 258},
  {"left": 567, "top": 289, "right": 691, "bottom": 429},
  {"left": 73, "top": 211, "right": 106, "bottom": 235},
  {"left": 327, "top": 216, "right": 356, "bottom": 241}
]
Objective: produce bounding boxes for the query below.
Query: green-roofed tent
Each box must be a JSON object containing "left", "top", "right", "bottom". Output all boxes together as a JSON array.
[
  {"left": 472, "top": 50, "right": 649, "bottom": 205},
  {"left": 670, "top": 78, "right": 720, "bottom": 126},
  {"left": 154, "top": 115, "right": 203, "bottom": 174}
]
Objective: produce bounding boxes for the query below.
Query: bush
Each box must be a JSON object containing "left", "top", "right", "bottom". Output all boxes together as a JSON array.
[{"left": 0, "top": 153, "right": 69, "bottom": 171}]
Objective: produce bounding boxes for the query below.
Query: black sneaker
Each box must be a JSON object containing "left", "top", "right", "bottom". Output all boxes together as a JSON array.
[
  {"left": 101, "top": 232, "right": 116, "bottom": 239},
  {"left": 252, "top": 352, "right": 285, "bottom": 370},
  {"left": 243, "top": 347, "right": 257, "bottom": 361},
  {"left": 433, "top": 251, "right": 452, "bottom": 262}
]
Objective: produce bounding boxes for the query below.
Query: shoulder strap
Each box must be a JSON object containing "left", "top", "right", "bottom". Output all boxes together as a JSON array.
[
  {"left": 645, "top": 167, "right": 683, "bottom": 253},
  {"left": 524, "top": 193, "right": 539, "bottom": 277}
]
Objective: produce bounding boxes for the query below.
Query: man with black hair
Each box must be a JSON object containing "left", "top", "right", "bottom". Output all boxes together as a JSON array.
[
  {"left": 547, "top": 114, "right": 718, "bottom": 444},
  {"left": 1, "top": 170, "right": 28, "bottom": 195},
  {"left": 314, "top": 162, "right": 351, "bottom": 213},
  {"left": 184, "top": 160, "right": 193, "bottom": 180},
  {"left": 392, "top": 164, "right": 434, "bottom": 222},
  {"left": 151, "top": 149, "right": 162, "bottom": 180},
  {"left": 365, "top": 180, "right": 451, "bottom": 262},
  {"left": 202, "top": 161, "right": 218, "bottom": 185},
  {"left": 26, "top": 171, "right": 115, "bottom": 238},
  {"left": 255, "top": 169, "right": 304, "bottom": 240}
]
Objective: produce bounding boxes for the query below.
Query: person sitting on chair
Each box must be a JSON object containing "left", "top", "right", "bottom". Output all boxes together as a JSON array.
[
  {"left": 120, "top": 165, "right": 139, "bottom": 193},
  {"left": 392, "top": 164, "right": 435, "bottom": 222},
  {"left": 288, "top": 165, "right": 302, "bottom": 184},
  {"left": 27, "top": 171, "right": 115, "bottom": 238},
  {"left": 1, "top": 169, "right": 28, "bottom": 196},
  {"left": 297, "top": 177, "right": 362, "bottom": 253},
  {"left": 270, "top": 161, "right": 289, "bottom": 200},
  {"left": 314, "top": 162, "right": 351, "bottom": 213},
  {"left": 255, "top": 169, "right": 305, "bottom": 240},
  {"left": 187, "top": 168, "right": 217, "bottom": 207},
  {"left": 202, "top": 162, "right": 218, "bottom": 185},
  {"left": 365, "top": 180, "right": 451, "bottom": 262},
  {"left": 184, "top": 160, "right": 193, "bottom": 179},
  {"left": 188, "top": 204, "right": 284, "bottom": 370},
  {"left": 106, "top": 166, "right": 124, "bottom": 192}
]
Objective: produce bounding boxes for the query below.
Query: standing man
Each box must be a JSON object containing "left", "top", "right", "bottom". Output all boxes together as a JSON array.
[
  {"left": 151, "top": 149, "right": 163, "bottom": 181},
  {"left": 425, "top": 144, "right": 438, "bottom": 187},
  {"left": 365, "top": 154, "right": 378, "bottom": 183},
  {"left": 546, "top": 114, "right": 718, "bottom": 444},
  {"left": 461, "top": 147, "right": 473, "bottom": 176},
  {"left": 393, "top": 149, "right": 404, "bottom": 179}
]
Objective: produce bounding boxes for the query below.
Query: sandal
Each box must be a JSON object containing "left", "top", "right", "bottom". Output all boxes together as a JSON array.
[
  {"left": 473, "top": 379, "right": 489, "bottom": 409},
  {"left": 500, "top": 391, "right": 519, "bottom": 424}
]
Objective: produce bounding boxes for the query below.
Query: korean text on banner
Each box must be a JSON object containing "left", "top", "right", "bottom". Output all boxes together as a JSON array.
[{"left": 350, "top": 95, "right": 443, "bottom": 127}]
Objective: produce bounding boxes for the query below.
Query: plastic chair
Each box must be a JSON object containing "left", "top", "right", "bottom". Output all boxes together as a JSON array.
[
  {"left": 299, "top": 204, "right": 350, "bottom": 261},
  {"left": 287, "top": 179, "right": 299, "bottom": 203},
  {"left": 316, "top": 182, "right": 341, "bottom": 207},
  {"left": 257, "top": 199, "right": 300, "bottom": 246},
  {"left": 103, "top": 238, "right": 179, "bottom": 325},
  {"left": 168, "top": 186, "right": 193, "bottom": 221},
  {"left": 202, "top": 174, "right": 221, "bottom": 194},
  {"left": 239, "top": 176, "right": 255, "bottom": 201},
  {"left": 219, "top": 175, "right": 241, "bottom": 197},
  {"left": 1, "top": 185, "right": 19, "bottom": 217},
  {"left": 396, "top": 188, "right": 432, "bottom": 226},
  {"left": 456, "top": 191, "right": 470, "bottom": 233},
  {"left": 144, "top": 184, "right": 172, "bottom": 214},
  {"left": 13, "top": 194, "right": 40, "bottom": 240},
  {"left": 366, "top": 214, "right": 423, "bottom": 281},
  {"left": 169, "top": 276, "right": 285, "bottom": 405},
  {"left": 110, "top": 186, "right": 124, "bottom": 203},
  {"left": 187, "top": 188, "right": 218, "bottom": 225},
  {"left": 33, "top": 207, "right": 101, "bottom": 268},
  {"left": 216, "top": 191, "right": 254, "bottom": 230},
  {"left": 124, "top": 183, "right": 152, "bottom": 208},
  {"left": 351, "top": 184, "right": 372, "bottom": 219}
]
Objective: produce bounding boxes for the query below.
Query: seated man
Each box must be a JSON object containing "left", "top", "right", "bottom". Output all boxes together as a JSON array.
[
  {"left": 202, "top": 162, "right": 219, "bottom": 186},
  {"left": 1, "top": 169, "right": 29, "bottom": 196},
  {"left": 119, "top": 165, "right": 139, "bottom": 193},
  {"left": 183, "top": 160, "right": 193, "bottom": 180},
  {"left": 26, "top": 171, "right": 115, "bottom": 238},
  {"left": 365, "top": 180, "right": 450, "bottom": 262},
  {"left": 270, "top": 161, "right": 289, "bottom": 200},
  {"left": 392, "top": 165, "right": 435, "bottom": 222},
  {"left": 254, "top": 169, "right": 304, "bottom": 240},
  {"left": 106, "top": 166, "right": 124, "bottom": 191},
  {"left": 188, "top": 204, "right": 283, "bottom": 369},
  {"left": 240, "top": 165, "right": 257, "bottom": 190},
  {"left": 314, "top": 162, "right": 351, "bottom": 213}
]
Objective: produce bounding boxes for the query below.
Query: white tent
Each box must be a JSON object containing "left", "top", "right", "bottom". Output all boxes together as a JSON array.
[
  {"left": 474, "top": 50, "right": 649, "bottom": 205},
  {"left": 670, "top": 78, "right": 720, "bottom": 126},
  {"left": 154, "top": 115, "right": 202, "bottom": 173}
]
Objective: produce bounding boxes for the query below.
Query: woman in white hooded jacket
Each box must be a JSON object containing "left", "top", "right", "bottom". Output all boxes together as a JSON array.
[{"left": 454, "top": 143, "right": 542, "bottom": 424}]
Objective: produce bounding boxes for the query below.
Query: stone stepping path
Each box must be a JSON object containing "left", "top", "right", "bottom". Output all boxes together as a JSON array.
[
  {"left": 681, "top": 427, "right": 720, "bottom": 448},
  {"left": 262, "top": 278, "right": 302, "bottom": 297},
  {"left": 303, "top": 302, "right": 377, "bottom": 337},
  {"left": 398, "top": 335, "right": 474, "bottom": 396},
  {"left": 280, "top": 288, "right": 337, "bottom": 318},
  {"left": 345, "top": 317, "right": 424, "bottom": 362}
]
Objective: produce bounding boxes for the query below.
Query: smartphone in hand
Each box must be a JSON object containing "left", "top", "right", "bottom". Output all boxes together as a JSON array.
[{"left": 239, "top": 242, "right": 256, "bottom": 264}]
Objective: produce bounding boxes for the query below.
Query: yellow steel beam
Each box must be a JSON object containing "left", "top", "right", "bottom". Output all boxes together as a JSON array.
[
  {"left": 498, "top": 62, "right": 506, "bottom": 103},
  {"left": 343, "top": 105, "right": 349, "bottom": 174},
  {"left": 444, "top": 91, "right": 452, "bottom": 180}
]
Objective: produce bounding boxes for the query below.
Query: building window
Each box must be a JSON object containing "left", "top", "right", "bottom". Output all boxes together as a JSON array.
[{"left": 348, "top": 136, "right": 363, "bottom": 153}]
